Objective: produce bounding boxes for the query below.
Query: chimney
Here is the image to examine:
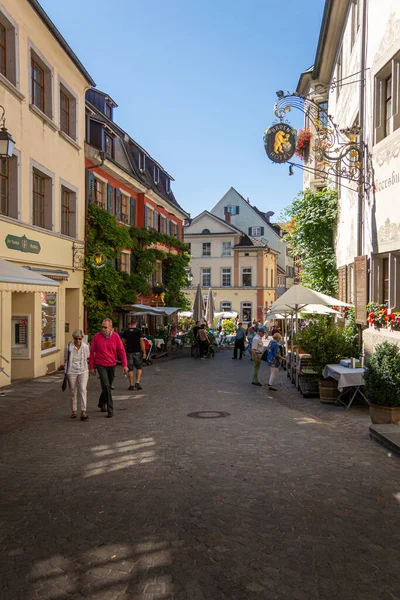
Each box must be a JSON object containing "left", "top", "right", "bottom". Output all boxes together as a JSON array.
[{"left": 225, "top": 211, "right": 231, "bottom": 224}]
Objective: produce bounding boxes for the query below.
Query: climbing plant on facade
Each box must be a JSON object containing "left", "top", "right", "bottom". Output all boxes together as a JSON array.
[{"left": 282, "top": 187, "right": 338, "bottom": 295}]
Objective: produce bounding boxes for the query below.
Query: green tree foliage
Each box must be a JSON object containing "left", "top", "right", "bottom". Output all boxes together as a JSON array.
[
  {"left": 364, "top": 342, "right": 400, "bottom": 406},
  {"left": 84, "top": 206, "right": 191, "bottom": 334},
  {"left": 282, "top": 188, "right": 338, "bottom": 295}
]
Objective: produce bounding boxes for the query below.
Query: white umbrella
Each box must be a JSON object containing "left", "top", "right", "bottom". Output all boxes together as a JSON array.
[
  {"left": 205, "top": 288, "right": 215, "bottom": 325},
  {"left": 192, "top": 283, "right": 204, "bottom": 323},
  {"left": 215, "top": 311, "right": 238, "bottom": 319}
]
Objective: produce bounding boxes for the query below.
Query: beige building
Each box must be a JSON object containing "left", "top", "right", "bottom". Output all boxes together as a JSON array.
[
  {"left": 296, "top": 0, "right": 400, "bottom": 355},
  {"left": 184, "top": 211, "right": 278, "bottom": 323},
  {"left": 0, "top": 0, "right": 94, "bottom": 385}
]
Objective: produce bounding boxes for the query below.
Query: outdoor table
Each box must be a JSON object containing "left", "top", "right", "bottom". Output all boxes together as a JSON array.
[{"left": 322, "top": 364, "right": 370, "bottom": 410}]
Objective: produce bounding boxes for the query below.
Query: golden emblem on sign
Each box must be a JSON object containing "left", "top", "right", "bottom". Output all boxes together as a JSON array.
[{"left": 273, "top": 130, "right": 291, "bottom": 154}]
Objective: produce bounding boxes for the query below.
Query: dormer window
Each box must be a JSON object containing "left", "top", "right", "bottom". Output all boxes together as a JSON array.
[
  {"left": 105, "top": 103, "right": 112, "bottom": 120},
  {"left": 153, "top": 166, "right": 159, "bottom": 184},
  {"left": 165, "top": 178, "right": 170, "bottom": 193},
  {"left": 104, "top": 132, "right": 113, "bottom": 157},
  {"left": 139, "top": 152, "right": 146, "bottom": 172}
]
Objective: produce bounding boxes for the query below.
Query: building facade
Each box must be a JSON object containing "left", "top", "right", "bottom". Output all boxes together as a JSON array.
[
  {"left": 184, "top": 211, "right": 278, "bottom": 323},
  {"left": 0, "top": 0, "right": 94, "bottom": 386},
  {"left": 210, "top": 187, "right": 294, "bottom": 295},
  {"left": 85, "top": 87, "right": 189, "bottom": 329},
  {"left": 297, "top": 0, "right": 400, "bottom": 354}
]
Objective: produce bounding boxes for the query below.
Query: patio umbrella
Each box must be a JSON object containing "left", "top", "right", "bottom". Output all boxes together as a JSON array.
[
  {"left": 205, "top": 288, "right": 215, "bottom": 325},
  {"left": 192, "top": 283, "right": 204, "bottom": 323}
]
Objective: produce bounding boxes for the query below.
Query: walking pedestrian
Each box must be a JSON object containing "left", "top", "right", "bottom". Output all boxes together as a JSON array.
[
  {"left": 192, "top": 320, "right": 201, "bottom": 358},
  {"left": 267, "top": 332, "right": 284, "bottom": 391},
  {"left": 232, "top": 322, "right": 245, "bottom": 359},
  {"left": 122, "top": 318, "right": 146, "bottom": 391},
  {"left": 251, "top": 326, "right": 266, "bottom": 386},
  {"left": 246, "top": 326, "right": 255, "bottom": 359},
  {"left": 89, "top": 318, "right": 128, "bottom": 418},
  {"left": 197, "top": 324, "right": 210, "bottom": 359},
  {"left": 64, "top": 329, "right": 90, "bottom": 421}
]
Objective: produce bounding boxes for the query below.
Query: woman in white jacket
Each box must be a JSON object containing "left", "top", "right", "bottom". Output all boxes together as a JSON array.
[{"left": 64, "top": 329, "right": 90, "bottom": 421}]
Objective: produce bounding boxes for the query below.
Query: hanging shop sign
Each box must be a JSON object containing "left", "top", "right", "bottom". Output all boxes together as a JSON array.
[
  {"left": 5, "top": 234, "right": 41, "bottom": 254},
  {"left": 263, "top": 122, "right": 297, "bottom": 163},
  {"left": 88, "top": 253, "right": 107, "bottom": 269}
]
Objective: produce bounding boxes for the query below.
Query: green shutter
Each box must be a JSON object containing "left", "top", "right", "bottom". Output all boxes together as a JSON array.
[
  {"left": 115, "top": 189, "right": 121, "bottom": 220},
  {"left": 248, "top": 227, "right": 252, "bottom": 235},
  {"left": 144, "top": 205, "right": 148, "bottom": 228},
  {"left": 107, "top": 184, "right": 114, "bottom": 214},
  {"left": 260, "top": 227, "right": 264, "bottom": 236},
  {"left": 153, "top": 210, "right": 158, "bottom": 230},
  {"left": 86, "top": 170, "right": 95, "bottom": 205},
  {"left": 130, "top": 197, "right": 136, "bottom": 225}
]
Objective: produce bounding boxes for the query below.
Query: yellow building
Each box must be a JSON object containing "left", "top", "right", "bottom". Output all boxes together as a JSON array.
[
  {"left": 184, "top": 212, "right": 278, "bottom": 323},
  {"left": 0, "top": 0, "right": 94, "bottom": 385}
]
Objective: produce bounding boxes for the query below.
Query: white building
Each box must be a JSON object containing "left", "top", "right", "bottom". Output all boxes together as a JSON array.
[
  {"left": 184, "top": 211, "right": 278, "bottom": 323},
  {"left": 297, "top": 0, "right": 400, "bottom": 354},
  {"left": 211, "top": 187, "right": 294, "bottom": 296}
]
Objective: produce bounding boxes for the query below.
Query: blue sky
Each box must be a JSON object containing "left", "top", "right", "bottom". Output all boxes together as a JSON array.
[{"left": 41, "top": 0, "right": 324, "bottom": 220}]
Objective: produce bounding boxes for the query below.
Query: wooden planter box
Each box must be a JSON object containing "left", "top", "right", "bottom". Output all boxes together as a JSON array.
[{"left": 370, "top": 405, "right": 400, "bottom": 424}]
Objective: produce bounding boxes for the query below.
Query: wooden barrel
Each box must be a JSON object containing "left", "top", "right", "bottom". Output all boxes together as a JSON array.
[{"left": 318, "top": 378, "right": 339, "bottom": 403}]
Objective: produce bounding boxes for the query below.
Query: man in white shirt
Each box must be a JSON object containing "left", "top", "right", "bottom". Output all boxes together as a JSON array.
[{"left": 251, "top": 326, "right": 266, "bottom": 386}]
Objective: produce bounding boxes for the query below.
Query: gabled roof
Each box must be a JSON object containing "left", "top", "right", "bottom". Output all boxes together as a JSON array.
[
  {"left": 28, "top": 0, "right": 95, "bottom": 86},
  {"left": 186, "top": 211, "right": 242, "bottom": 234}
]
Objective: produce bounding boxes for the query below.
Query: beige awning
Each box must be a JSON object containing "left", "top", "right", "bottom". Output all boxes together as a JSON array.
[{"left": 0, "top": 258, "right": 60, "bottom": 292}]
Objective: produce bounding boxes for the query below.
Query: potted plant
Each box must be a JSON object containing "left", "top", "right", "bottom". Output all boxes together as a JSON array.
[
  {"left": 295, "top": 127, "right": 312, "bottom": 161},
  {"left": 364, "top": 341, "right": 400, "bottom": 424},
  {"left": 294, "top": 317, "right": 353, "bottom": 403}
]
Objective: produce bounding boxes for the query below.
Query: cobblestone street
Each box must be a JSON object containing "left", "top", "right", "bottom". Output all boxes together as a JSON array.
[{"left": 1, "top": 350, "right": 399, "bottom": 600}]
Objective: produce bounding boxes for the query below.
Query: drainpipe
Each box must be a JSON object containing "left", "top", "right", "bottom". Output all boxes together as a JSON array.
[{"left": 357, "top": 0, "right": 367, "bottom": 258}]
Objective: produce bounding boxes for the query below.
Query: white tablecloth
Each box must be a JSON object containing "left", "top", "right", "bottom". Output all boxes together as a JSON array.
[
  {"left": 323, "top": 364, "right": 365, "bottom": 392},
  {"left": 153, "top": 338, "right": 165, "bottom": 349}
]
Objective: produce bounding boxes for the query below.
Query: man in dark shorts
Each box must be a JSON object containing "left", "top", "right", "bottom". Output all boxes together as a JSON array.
[{"left": 122, "top": 319, "right": 146, "bottom": 391}]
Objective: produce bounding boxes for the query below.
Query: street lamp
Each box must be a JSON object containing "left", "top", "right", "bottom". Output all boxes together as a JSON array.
[
  {"left": 0, "top": 106, "right": 15, "bottom": 158},
  {"left": 185, "top": 268, "right": 193, "bottom": 286}
]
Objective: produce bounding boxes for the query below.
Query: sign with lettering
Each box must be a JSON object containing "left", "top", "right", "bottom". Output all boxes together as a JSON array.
[
  {"left": 354, "top": 255, "right": 368, "bottom": 325},
  {"left": 5, "top": 234, "right": 41, "bottom": 254},
  {"left": 264, "top": 123, "right": 297, "bottom": 163}
]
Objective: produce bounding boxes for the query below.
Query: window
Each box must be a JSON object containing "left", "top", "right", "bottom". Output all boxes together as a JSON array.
[
  {"left": 271, "top": 269, "right": 274, "bottom": 288},
  {"left": 374, "top": 60, "right": 400, "bottom": 143},
  {"left": 104, "top": 132, "right": 113, "bottom": 157},
  {"left": 201, "top": 228, "right": 211, "bottom": 234},
  {"left": 202, "top": 242, "right": 211, "bottom": 256},
  {"left": 226, "top": 205, "right": 239, "bottom": 215},
  {"left": 382, "top": 257, "right": 389, "bottom": 304},
  {"left": 32, "top": 167, "right": 52, "bottom": 230},
  {"left": 220, "top": 301, "right": 232, "bottom": 312},
  {"left": 277, "top": 275, "right": 285, "bottom": 287},
  {"left": 241, "top": 302, "right": 252, "bottom": 322},
  {"left": 0, "top": 11, "right": 17, "bottom": 86},
  {"left": 0, "top": 157, "right": 7, "bottom": 215},
  {"left": 242, "top": 268, "right": 252, "bottom": 287},
  {"left": 121, "top": 194, "right": 129, "bottom": 223},
  {"left": 139, "top": 153, "right": 146, "bottom": 172},
  {"left": 385, "top": 76, "right": 392, "bottom": 137},
  {"left": 0, "top": 154, "right": 17, "bottom": 219},
  {"left": 265, "top": 268, "right": 269, "bottom": 287},
  {"left": 60, "top": 186, "right": 76, "bottom": 237},
  {"left": 0, "top": 22, "right": 5, "bottom": 77},
  {"left": 94, "top": 178, "right": 104, "bottom": 207},
  {"left": 105, "top": 103, "right": 112, "bottom": 119},
  {"left": 41, "top": 292, "right": 57, "bottom": 352},
  {"left": 318, "top": 100, "right": 328, "bottom": 129},
  {"left": 30, "top": 49, "right": 52, "bottom": 118},
  {"left": 154, "top": 166, "right": 159, "bottom": 184},
  {"left": 222, "top": 241, "right": 231, "bottom": 256},
  {"left": 59, "top": 83, "right": 77, "bottom": 140},
  {"left": 252, "top": 226, "right": 262, "bottom": 237},
  {"left": 146, "top": 206, "right": 154, "bottom": 229},
  {"left": 165, "top": 178, "right": 170, "bottom": 193},
  {"left": 201, "top": 268, "right": 211, "bottom": 287},
  {"left": 221, "top": 268, "right": 231, "bottom": 287},
  {"left": 351, "top": 0, "right": 361, "bottom": 49},
  {"left": 120, "top": 252, "right": 130, "bottom": 274}
]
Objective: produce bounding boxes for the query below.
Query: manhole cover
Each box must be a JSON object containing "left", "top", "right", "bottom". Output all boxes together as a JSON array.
[{"left": 187, "top": 411, "right": 230, "bottom": 419}]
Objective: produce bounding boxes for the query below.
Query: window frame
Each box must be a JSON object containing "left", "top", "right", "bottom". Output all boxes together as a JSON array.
[
  {"left": 121, "top": 193, "right": 129, "bottom": 223},
  {"left": 226, "top": 205, "right": 238, "bottom": 215},
  {"left": 0, "top": 157, "right": 8, "bottom": 216},
  {"left": 60, "top": 186, "right": 71, "bottom": 236},
  {"left": 31, "top": 55, "right": 44, "bottom": 113},
  {"left": 31, "top": 160, "right": 54, "bottom": 231},
  {"left": 221, "top": 267, "right": 232, "bottom": 287},
  {"left": 104, "top": 131, "right": 114, "bottom": 157},
  {"left": 94, "top": 177, "right": 104, "bottom": 208},
  {"left": 0, "top": 8, "right": 18, "bottom": 90},
  {"left": 241, "top": 267, "right": 252, "bottom": 287},
  {"left": 251, "top": 226, "right": 262, "bottom": 237},
  {"left": 202, "top": 242, "right": 211, "bottom": 257},
  {"left": 0, "top": 21, "right": 5, "bottom": 77},
  {"left": 220, "top": 301, "right": 232, "bottom": 312},
  {"left": 201, "top": 267, "right": 211, "bottom": 287},
  {"left": 120, "top": 251, "right": 131, "bottom": 274},
  {"left": 221, "top": 241, "right": 232, "bottom": 256},
  {"left": 59, "top": 180, "right": 77, "bottom": 238},
  {"left": 241, "top": 302, "right": 252, "bottom": 323}
]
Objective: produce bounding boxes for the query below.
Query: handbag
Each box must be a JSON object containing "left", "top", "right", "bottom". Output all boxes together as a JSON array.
[{"left": 62, "top": 346, "right": 71, "bottom": 392}]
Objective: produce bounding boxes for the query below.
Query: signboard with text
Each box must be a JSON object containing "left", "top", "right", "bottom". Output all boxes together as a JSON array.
[
  {"left": 6, "top": 234, "right": 41, "bottom": 254},
  {"left": 264, "top": 122, "right": 297, "bottom": 163}
]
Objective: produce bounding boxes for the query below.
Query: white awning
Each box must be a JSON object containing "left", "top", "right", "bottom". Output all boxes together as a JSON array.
[
  {"left": 0, "top": 258, "right": 59, "bottom": 292},
  {"left": 121, "top": 304, "right": 180, "bottom": 317}
]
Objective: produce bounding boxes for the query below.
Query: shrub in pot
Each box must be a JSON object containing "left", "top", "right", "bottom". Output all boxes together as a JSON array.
[
  {"left": 294, "top": 317, "right": 353, "bottom": 402},
  {"left": 364, "top": 341, "right": 400, "bottom": 424}
]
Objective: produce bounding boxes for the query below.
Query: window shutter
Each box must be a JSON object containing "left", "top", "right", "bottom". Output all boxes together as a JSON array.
[
  {"left": 86, "top": 170, "right": 95, "bottom": 205},
  {"left": 153, "top": 211, "right": 158, "bottom": 230},
  {"left": 115, "top": 256, "right": 120, "bottom": 272},
  {"left": 248, "top": 227, "right": 252, "bottom": 235},
  {"left": 107, "top": 184, "right": 114, "bottom": 214},
  {"left": 130, "top": 197, "right": 136, "bottom": 226},
  {"left": 260, "top": 227, "right": 264, "bottom": 236},
  {"left": 130, "top": 252, "right": 136, "bottom": 273},
  {"left": 115, "top": 189, "right": 121, "bottom": 220},
  {"left": 236, "top": 205, "right": 239, "bottom": 214},
  {"left": 168, "top": 220, "right": 172, "bottom": 236},
  {"left": 144, "top": 204, "right": 148, "bottom": 227},
  {"left": 337, "top": 265, "right": 347, "bottom": 302}
]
